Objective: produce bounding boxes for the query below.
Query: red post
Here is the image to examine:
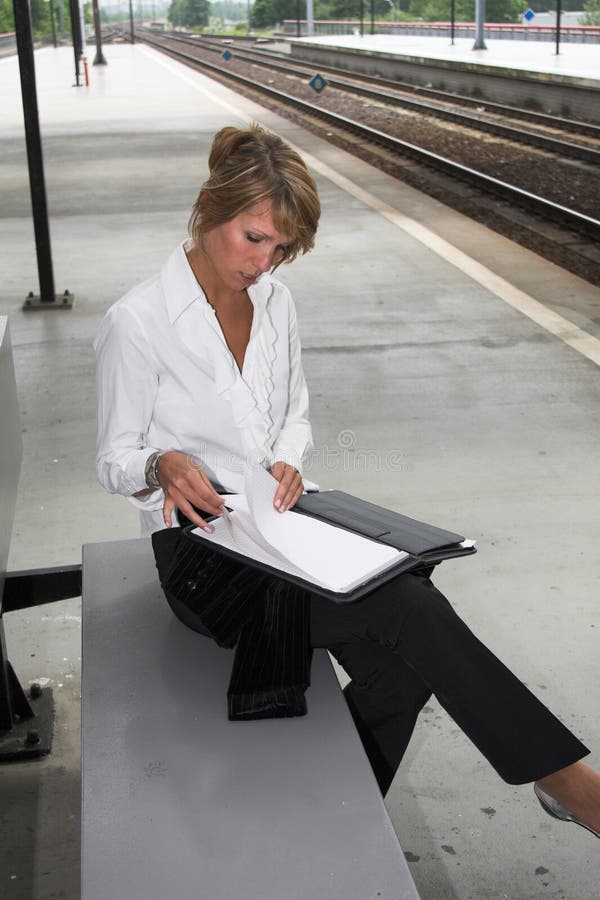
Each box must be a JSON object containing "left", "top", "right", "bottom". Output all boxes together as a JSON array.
[{"left": 83, "top": 54, "right": 90, "bottom": 87}]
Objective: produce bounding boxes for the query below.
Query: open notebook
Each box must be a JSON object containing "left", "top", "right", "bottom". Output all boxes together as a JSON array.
[{"left": 190, "top": 465, "right": 408, "bottom": 595}]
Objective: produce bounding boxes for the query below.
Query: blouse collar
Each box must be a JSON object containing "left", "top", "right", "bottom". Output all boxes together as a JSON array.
[
  {"left": 161, "top": 242, "right": 203, "bottom": 324},
  {"left": 161, "top": 241, "right": 273, "bottom": 323}
]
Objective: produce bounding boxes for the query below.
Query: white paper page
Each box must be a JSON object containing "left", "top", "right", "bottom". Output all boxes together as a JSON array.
[
  {"left": 220, "top": 494, "right": 245, "bottom": 510},
  {"left": 225, "top": 507, "right": 295, "bottom": 568},
  {"left": 191, "top": 511, "right": 325, "bottom": 587},
  {"left": 245, "top": 466, "right": 405, "bottom": 593},
  {"left": 192, "top": 507, "right": 276, "bottom": 566},
  {"left": 217, "top": 496, "right": 304, "bottom": 573},
  {"left": 220, "top": 497, "right": 280, "bottom": 557}
]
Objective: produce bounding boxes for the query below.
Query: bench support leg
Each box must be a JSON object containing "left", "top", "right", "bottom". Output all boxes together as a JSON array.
[
  {"left": 0, "top": 565, "right": 81, "bottom": 762},
  {"left": 0, "top": 617, "right": 54, "bottom": 762}
]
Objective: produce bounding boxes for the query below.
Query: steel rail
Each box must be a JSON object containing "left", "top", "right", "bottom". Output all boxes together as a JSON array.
[
  {"left": 154, "top": 31, "right": 600, "bottom": 164},
  {"left": 159, "top": 30, "right": 600, "bottom": 142},
  {"left": 176, "top": 34, "right": 600, "bottom": 166},
  {"left": 251, "top": 41, "right": 600, "bottom": 141},
  {"left": 141, "top": 32, "right": 600, "bottom": 243}
]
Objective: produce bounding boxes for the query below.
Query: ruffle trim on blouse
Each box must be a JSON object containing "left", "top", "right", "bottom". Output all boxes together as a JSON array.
[{"left": 204, "top": 277, "right": 279, "bottom": 467}]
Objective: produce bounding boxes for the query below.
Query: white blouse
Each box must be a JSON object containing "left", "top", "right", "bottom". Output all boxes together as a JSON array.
[{"left": 94, "top": 242, "right": 313, "bottom": 534}]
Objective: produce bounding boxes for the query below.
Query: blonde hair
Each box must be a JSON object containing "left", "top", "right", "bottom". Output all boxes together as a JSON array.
[{"left": 189, "top": 124, "right": 320, "bottom": 265}]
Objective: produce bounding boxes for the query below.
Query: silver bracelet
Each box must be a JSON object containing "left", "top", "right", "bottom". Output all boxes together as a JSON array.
[{"left": 144, "top": 451, "right": 164, "bottom": 489}]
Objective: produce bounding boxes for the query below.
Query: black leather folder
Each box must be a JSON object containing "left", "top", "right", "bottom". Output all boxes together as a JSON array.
[
  {"left": 295, "top": 491, "right": 475, "bottom": 561},
  {"left": 186, "top": 490, "right": 476, "bottom": 604}
]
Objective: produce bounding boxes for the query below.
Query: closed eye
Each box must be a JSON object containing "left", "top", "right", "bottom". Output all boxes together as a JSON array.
[{"left": 246, "top": 234, "right": 261, "bottom": 243}]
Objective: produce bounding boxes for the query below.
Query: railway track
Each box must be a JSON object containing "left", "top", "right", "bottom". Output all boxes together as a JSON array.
[
  {"left": 137, "top": 29, "right": 600, "bottom": 250},
  {"left": 159, "top": 31, "right": 600, "bottom": 161},
  {"left": 255, "top": 40, "right": 600, "bottom": 139}
]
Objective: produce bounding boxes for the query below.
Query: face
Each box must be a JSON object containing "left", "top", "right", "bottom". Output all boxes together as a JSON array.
[{"left": 200, "top": 200, "right": 291, "bottom": 294}]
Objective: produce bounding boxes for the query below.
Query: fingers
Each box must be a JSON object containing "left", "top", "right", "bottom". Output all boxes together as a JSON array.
[
  {"left": 159, "top": 452, "right": 224, "bottom": 530},
  {"left": 163, "top": 492, "right": 217, "bottom": 533},
  {"left": 195, "top": 468, "right": 225, "bottom": 517},
  {"left": 176, "top": 498, "right": 216, "bottom": 533},
  {"left": 162, "top": 493, "right": 215, "bottom": 533},
  {"left": 163, "top": 495, "right": 176, "bottom": 529},
  {"left": 159, "top": 452, "right": 224, "bottom": 514},
  {"left": 159, "top": 454, "right": 303, "bottom": 531},
  {"left": 270, "top": 462, "right": 303, "bottom": 512}
]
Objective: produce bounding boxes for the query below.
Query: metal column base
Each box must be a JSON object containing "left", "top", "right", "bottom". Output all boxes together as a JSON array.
[
  {"left": 23, "top": 291, "right": 74, "bottom": 310},
  {"left": 0, "top": 672, "right": 54, "bottom": 762}
]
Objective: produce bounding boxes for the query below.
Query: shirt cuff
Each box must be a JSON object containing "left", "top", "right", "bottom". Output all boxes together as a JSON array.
[
  {"left": 118, "top": 447, "right": 160, "bottom": 496},
  {"left": 128, "top": 489, "right": 164, "bottom": 512}
]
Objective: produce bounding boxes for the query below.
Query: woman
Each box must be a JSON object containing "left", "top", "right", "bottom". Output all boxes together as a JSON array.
[{"left": 95, "top": 123, "right": 600, "bottom": 838}]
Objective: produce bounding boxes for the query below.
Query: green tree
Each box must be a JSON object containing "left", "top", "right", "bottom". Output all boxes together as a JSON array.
[
  {"left": 30, "top": 0, "right": 65, "bottom": 36},
  {"left": 182, "top": 0, "right": 210, "bottom": 26},
  {"left": 169, "top": 0, "right": 210, "bottom": 27},
  {"left": 480, "top": 0, "right": 523, "bottom": 21},
  {"left": 409, "top": 0, "right": 522, "bottom": 22},
  {"left": 0, "top": 0, "right": 73, "bottom": 38},
  {"left": 275, "top": 0, "right": 303, "bottom": 23},
  {"left": 582, "top": 0, "right": 600, "bottom": 25},
  {"left": 251, "top": 0, "right": 300, "bottom": 27},
  {"left": 329, "top": 0, "right": 393, "bottom": 17},
  {"left": 251, "top": 0, "right": 274, "bottom": 27},
  {"left": 168, "top": 0, "right": 182, "bottom": 26},
  {"left": 331, "top": 0, "right": 363, "bottom": 15},
  {"left": 0, "top": 0, "right": 14, "bottom": 33},
  {"left": 211, "top": 0, "right": 248, "bottom": 23}
]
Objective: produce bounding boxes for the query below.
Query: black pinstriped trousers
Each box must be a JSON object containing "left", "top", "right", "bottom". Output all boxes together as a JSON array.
[{"left": 310, "top": 571, "right": 589, "bottom": 794}]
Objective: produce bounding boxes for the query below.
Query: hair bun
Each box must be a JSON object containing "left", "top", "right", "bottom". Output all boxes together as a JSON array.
[
  {"left": 208, "top": 126, "right": 255, "bottom": 176},
  {"left": 189, "top": 123, "right": 320, "bottom": 265}
]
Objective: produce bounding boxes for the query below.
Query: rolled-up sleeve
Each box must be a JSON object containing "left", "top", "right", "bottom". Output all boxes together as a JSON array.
[
  {"left": 271, "top": 299, "right": 313, "bottom": 473},
  {"left": 94, "top": 304, "right": 162, "bottom": 506}
]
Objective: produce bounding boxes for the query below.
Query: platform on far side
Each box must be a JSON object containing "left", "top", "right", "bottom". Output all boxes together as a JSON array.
[
  {"left": 291, "top": 33, "right": 600, "bottom": 84},
  {"left": 288, "top": 32, "right": 600, "bottom": 117}
]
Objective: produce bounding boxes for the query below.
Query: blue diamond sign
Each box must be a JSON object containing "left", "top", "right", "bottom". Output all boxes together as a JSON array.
[
  {"left": 523, "top": 8, "right": 535, "bottom": 21},
  {"left": 309, "top": 74, "right": 327, "bottom": 94},
  {"left": 222, "top": 50, "right": 232, "bottom": 61}
]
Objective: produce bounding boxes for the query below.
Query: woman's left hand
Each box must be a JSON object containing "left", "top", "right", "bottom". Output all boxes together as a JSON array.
[{"left": 269, "top": 461, "right": 303, "bottom": 512}]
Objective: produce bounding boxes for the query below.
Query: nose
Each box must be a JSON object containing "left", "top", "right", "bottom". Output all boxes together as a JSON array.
[{"left": 253, "top": 245, "right": 277, "bottom": 273}]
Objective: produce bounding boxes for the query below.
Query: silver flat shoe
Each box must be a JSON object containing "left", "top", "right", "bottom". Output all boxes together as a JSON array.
[{"left": 534, "top": 784, "right": 600, "bottom": 838}]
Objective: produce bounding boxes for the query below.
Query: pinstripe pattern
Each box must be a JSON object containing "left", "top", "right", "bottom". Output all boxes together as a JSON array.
[
  {"left": 228, "top": 578, "right": 312, "bottom": 720},
  {"left": 152, "top": 527, "right": 312, "bottom": 720}
]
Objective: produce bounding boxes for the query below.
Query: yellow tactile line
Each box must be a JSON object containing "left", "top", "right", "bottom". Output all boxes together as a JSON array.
[{"left": 141, "top": 44, "right": 600, "bottom": 368}]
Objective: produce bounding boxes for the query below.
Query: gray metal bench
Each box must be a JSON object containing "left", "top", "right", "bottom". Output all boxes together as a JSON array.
[{"left": 81, "top": 538, "right": 420, "bottom": 899}]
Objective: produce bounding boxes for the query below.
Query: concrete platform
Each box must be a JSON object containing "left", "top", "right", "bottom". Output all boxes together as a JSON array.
[
  {"left": 1, "top": 41, "right": 600, "bottom": 900},
  {"left": 293, "top": 33, "right": 600, "bottom": 83}
]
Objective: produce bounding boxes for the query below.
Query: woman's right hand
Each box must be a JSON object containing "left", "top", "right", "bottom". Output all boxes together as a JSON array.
[{"left": 157, "top": 451, "right": 224, "bottom": 531}]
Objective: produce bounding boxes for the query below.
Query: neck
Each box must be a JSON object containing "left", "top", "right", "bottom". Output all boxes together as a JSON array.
[{"left": 186, "top": 242, "right": 242, "bottom": 310}]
